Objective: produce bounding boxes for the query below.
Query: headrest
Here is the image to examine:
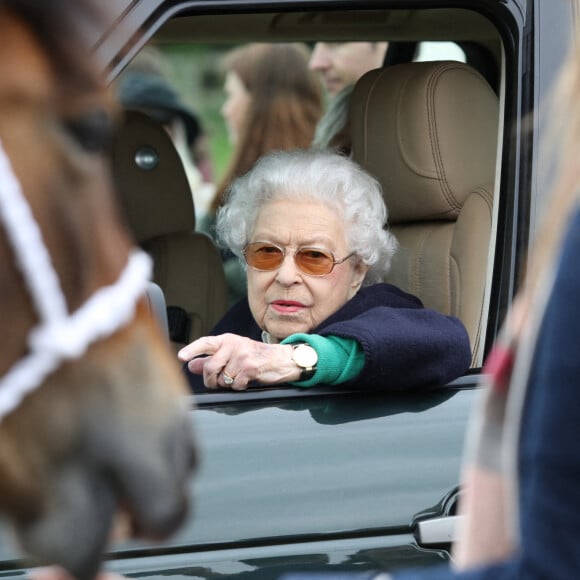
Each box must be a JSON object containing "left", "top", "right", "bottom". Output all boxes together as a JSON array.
[
  {"left": 351, "top": 61, "right": 499, "bottom": 223},
  {"left": 117, "top": 72, "right": 203, "bottom": 147},
  {"left": 111, "top": 110, "right": 195, "bottom": 243}
]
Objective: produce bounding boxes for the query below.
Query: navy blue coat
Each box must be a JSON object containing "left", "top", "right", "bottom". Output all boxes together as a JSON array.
[{"left": 185, "top": 283, "right": 471, "bottom": 392}]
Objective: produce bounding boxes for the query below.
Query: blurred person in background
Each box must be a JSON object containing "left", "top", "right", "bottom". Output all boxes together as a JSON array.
[
  {"left": 308, "top": 42, "right": 388, "bottom": 156},
  {"left": 309, "top": 42, "right": 388, "bottom": 155},
  {"left": 116, "top": 49, "right": 215, "bottom": 223},
  {"left": 309, "top": 42, "right": 388, "bottom": 98},
  {"left": 201, "top": 43, "right": 324, "bottom": 305}
]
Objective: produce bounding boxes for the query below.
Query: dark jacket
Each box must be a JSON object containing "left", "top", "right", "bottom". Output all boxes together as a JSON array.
[{"left": 185, "top": 283, "right": 471, "bottom": 392}]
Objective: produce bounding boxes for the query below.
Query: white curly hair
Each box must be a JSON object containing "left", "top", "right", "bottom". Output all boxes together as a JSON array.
[{"left": 215, "top": 149, "right": 397, "bottom": 285}]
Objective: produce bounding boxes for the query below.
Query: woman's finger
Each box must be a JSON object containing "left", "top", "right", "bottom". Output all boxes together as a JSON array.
[
  {"left": 177, "top": 336, "right": 220, "bottom": 362},
  {"left": 187, "top": 356, "right": 208, "bottom": 375}
]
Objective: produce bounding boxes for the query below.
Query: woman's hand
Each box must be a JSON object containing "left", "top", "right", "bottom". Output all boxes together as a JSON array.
[{"left": 178, "top": 333, "right": 300, "bottom": 389}]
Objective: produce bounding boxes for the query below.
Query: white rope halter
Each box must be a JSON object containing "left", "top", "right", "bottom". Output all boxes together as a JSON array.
[{"left": 0, "top": 138, "right": 152, "bottom": 421}]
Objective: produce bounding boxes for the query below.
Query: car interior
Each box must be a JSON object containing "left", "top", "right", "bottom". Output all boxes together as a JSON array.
[
  {"left": 350, "top": 61, "right": 499, "bottom": 367},
  {"left": 112, "top": 110, "right": 228, "bottom": 349},
  {"left": 110, "top": 5, "right": 506, "bottom": 378}
]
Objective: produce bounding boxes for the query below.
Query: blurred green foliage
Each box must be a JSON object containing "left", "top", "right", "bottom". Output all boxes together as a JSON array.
[{"left": 157, "top": 43, "right": 233, "bottom": 182}]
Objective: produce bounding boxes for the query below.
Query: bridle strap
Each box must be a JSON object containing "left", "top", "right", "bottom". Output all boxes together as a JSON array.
[
  {"left": 0, "top": 138, "right": 152, "bottom": 420},
  {"left": 0, "top": 138, "right": 68, "bottom": 324}
]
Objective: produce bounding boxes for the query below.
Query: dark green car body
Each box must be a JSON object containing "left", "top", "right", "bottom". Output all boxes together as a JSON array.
[{"left": 109, "top": 382, "right": 477, "bottom": 577}]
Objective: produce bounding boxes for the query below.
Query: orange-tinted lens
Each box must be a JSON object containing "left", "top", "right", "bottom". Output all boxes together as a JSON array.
[
  {"left": 295, "top": 248, "right": 335, "bottom": 275},
  {"left": 244, "top": 243, "right": 284, "bottom": 271}
]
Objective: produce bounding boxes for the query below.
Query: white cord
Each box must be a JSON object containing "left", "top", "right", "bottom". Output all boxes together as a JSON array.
[
  {"left": 0, "top": 138, "right": 68, "bottom": 323},
  {"left": 0, "top": 139, "right": 152, "bottom": 420}
]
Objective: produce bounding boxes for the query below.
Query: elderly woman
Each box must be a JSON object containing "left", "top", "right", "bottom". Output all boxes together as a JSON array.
[{"left": 179, "top": 150, "right": 471, "bottom": 392}]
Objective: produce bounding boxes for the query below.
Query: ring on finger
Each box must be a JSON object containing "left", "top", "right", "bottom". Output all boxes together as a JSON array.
[{"left": 222, "top": 370, "right": 235, "bottom": 385}]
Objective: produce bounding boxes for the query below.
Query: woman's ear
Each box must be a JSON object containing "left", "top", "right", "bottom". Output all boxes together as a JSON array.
[{"left": 349, "top": 261, "right": 368, "bottom": 298}]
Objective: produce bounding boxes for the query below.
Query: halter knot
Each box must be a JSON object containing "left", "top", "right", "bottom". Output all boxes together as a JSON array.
[
  {"left": 28, "top": 323, "right": 84, "bottom": 359},
  {"left": 28, "top": 250, "right": 153, "bottom": 361}
]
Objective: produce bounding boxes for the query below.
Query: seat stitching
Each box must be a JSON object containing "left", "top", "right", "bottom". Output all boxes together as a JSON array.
[
  {"left": 429, "top": 63, "right": 496, "bottom": 214},
  {"left": 469, "top": 185, "right": 493, "bottom": 366},
  {"left": 410, "top": 229, "right": 429, "bottom": 297},
  {"left": 363, "top": 69, "right": 391, "bottom": 166},
  {"left": 427, "top": 65, "right": 460, "bottom": 213},
  {"left": 396, "top": 72, "right": 438, "bottom": 180},
  {"left": 471, "top": 186, "right": 494, "bottom": 219},
  {"left": 393, "top": 62, "right": 496, "bottom": 208}
]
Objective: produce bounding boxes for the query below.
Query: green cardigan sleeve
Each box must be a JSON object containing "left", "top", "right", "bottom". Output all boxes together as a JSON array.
[{"left": 281, "top": 333, "right": 365, "bottom": 387}]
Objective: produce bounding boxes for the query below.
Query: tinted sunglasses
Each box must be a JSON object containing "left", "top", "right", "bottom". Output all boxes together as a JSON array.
[{"left": 243, "top": 242, "right": 355, "bottom": 277}]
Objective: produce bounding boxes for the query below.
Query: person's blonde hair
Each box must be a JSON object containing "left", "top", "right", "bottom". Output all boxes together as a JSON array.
[{"left": 524, "top": 28, "right": 580, "bottom": 304}]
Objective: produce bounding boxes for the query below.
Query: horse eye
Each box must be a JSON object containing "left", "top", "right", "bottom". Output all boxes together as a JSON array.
[{"left": 63, "top": 109, "right": 114, "bottom": 153}]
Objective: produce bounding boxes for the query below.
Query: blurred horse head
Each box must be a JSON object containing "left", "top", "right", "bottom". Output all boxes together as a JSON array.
[{"left": 0, "top": 2, "right": 197, "bottom": 578}]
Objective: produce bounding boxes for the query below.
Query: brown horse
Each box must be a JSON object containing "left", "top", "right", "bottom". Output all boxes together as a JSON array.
[{"left": 0, "top": 2, "right": 196, "bottom": 579}]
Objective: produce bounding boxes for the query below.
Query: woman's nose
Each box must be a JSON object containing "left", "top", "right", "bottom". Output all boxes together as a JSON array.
[{"left": 275, "top": 253, "right": 301, "bottom": 286}]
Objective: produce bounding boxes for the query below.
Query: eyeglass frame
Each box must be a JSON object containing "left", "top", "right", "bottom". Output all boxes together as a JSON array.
[{"left": 242, "top": 241, "right": 356, "bottom": 277}]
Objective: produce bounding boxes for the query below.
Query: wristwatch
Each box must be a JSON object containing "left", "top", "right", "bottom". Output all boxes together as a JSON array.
[{"left": 291, "top": 343, "right": 318, "bottom": 381}]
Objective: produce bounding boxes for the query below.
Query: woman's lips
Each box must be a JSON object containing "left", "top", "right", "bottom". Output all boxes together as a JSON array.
[{"left": 270, "top": 300, "right": 307, "bottom": 314}]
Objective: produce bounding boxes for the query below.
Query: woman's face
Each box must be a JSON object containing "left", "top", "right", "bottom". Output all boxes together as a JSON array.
[
  {"left": 247, "top": 199, "right": 368, "bottom": 341},
  {"left": 221, "top": 71, "right": 251, "bottom": 145}
]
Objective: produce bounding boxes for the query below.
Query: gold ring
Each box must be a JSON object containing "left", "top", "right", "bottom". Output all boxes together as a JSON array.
[{"left": 222, "top": 370, "right": 235, "bottom": 385}]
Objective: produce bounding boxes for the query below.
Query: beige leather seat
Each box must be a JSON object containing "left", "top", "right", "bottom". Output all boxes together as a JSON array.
[
  {"left": 351, "top": 61, "right": 499, "bottom": 366},
  {"left": 111, "top": 110, "right": 227, "bottom": 348}
]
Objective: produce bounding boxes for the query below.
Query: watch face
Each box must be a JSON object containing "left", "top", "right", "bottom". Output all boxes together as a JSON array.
[{"left": 293, "top": 344, "right": 318, "bottom": 368}]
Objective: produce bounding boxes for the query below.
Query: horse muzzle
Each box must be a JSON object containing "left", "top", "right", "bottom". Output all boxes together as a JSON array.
[{"left": 15, "top": 399, "right": 198, "bottom": 580}]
